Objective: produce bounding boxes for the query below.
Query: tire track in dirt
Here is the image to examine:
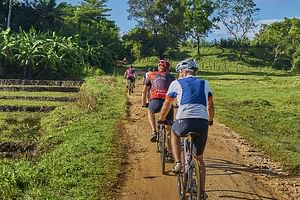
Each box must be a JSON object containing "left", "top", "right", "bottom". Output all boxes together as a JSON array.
[{"left": 118, "top": 76, "right": 299, "bottom": 200}]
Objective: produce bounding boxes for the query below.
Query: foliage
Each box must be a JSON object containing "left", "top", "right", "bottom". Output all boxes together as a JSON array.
[
  {"left": 254, "top": 18, "right": 300, "bottom": 70},
  {"left": 128, "top": 0, "right": 186, "bottom": 58},
  {"left": 0, "top": 0, "right": 125, "bottom": 79},
  {"left": 216, "top": 0, "right": 260, "bottom": 59},
  {"left": 122, "top": 28, "right": 154, "bottom": 60},
  {"left": 292, "top": 47, "right": 300, "bottom": 74}
]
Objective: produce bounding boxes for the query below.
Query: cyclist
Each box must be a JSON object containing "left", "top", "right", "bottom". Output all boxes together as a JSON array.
[
  {"left": 142, "top": 60, "right": 175, "bottom": 157},
  {"left": 124, "top": 65, "right": 136, "bottom": 90},
  {"left": 158, "top": 58, "right": 214, "bottom": 199}
]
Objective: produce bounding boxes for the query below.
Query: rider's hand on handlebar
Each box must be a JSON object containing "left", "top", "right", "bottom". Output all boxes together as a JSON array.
[{"left": 157, "top": 119, "right": 167, "bottom": 124}]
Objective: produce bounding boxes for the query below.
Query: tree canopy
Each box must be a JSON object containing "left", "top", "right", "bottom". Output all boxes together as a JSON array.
[{"left": 254, "top": 18, "right": 300, "bottom": 70}]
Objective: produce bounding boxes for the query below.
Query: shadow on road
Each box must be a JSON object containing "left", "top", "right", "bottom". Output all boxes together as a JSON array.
[
  {"left": 207, "top": 189, "right": 278, "bottom": 200},
  {"left": 206, "top": 158, "right": 284, "bottom": 177}
]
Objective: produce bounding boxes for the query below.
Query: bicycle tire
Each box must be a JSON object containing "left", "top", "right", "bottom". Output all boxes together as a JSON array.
[
  {"left": 177, "top": 142, "right": 187, "bottom": 200},
  {"left": 177, "top": 172, "right": 186, "bottom": 200},
  {"left": 128, "top": 80, "right": 133, "bottom": 95},
  {"left": 187, "top": 159, "right": 201, "bottom": 200},
  {"left": 159, "top": 125, "right": 166, "bottom": 174}
]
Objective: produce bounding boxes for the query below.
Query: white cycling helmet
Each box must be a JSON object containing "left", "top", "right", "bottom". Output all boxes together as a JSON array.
[{"left": 175, "top": 58, "right": 198, "bottom": 72}]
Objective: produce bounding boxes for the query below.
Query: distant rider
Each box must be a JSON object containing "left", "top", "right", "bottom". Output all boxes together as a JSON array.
[{"left": 124, "top": 65, "right": 137, "bottom": 89}]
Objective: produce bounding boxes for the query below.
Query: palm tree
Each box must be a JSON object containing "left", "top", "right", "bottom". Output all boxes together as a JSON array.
[{"left": 34, "top": 0, "right": 66, "bottom": 32}]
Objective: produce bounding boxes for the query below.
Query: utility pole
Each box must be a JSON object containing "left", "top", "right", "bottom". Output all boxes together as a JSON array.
[{"left": 7, "top": 0, "right": 13, "bottom": 29}]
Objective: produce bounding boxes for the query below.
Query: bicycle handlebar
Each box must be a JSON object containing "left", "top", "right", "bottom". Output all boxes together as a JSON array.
[{"left": 157, "top": 120, "right": 173, "bottom": 125}]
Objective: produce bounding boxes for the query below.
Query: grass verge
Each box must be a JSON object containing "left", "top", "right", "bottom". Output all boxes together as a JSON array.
[
  {"left": 200, "top": 72, "right": 300, "bottom": 173},
  {"left": 0, "top": 76, "right": 127, "bottom": 199}
]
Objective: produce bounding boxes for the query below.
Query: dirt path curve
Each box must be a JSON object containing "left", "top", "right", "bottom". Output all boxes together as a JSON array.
[{"left": 118, "top": 73, "right": 299, "bottom": 200}]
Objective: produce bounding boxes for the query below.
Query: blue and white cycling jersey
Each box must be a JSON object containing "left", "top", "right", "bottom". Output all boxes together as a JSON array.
[{"left": 167, "top": 75, "right": 213, "bottom": 120}]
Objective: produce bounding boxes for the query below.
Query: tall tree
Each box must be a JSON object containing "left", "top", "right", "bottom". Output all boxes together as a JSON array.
[
  {"left": 216, "top": 0, "right": 259, "bottom": 59},
  {"left": 183, "top": 0, "right": 216, "bottom": 56},
  {"left": 128, "top": 0, "right": 185, "bottom": 58}
]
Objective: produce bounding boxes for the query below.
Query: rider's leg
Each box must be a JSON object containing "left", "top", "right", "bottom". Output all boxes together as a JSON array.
[
  {"left": 148, "top": 111, "right": 156, "bottom": 133},
  {"left": 165, "top": 106, "right": 174, "bottom": 152},
  {"left": 171, "top": 132, "right": 181, "bottom": 162},
  {"left": 195, "top": 154, "right": 206, "bottom": 193},
  {"left": 166, "top": 125, "right": 172, "bottom": 152}
]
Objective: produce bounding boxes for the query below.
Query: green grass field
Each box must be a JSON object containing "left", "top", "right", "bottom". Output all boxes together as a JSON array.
[
  {"left": 200, "top": 72, "right": 300, "bottom": 172},
  {"left": 0, "top": 76, "right": 126, "bottom": 199}
]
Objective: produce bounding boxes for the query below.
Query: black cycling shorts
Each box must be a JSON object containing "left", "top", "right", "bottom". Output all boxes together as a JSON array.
[
  {"left": 172, "top": 118, "right": 208, "bottom": 155},
  {"left": 148, "top": 99, "right": 174, "bottom": 121}
]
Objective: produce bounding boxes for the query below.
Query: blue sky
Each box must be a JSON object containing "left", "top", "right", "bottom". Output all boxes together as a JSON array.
[{"left": 58, "top": 0, "right": 300, "bottom": 39}]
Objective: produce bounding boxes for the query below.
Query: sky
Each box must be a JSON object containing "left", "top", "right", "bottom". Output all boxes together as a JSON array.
[{"left": 58, "top": 0, "right": 300, "bottom": 40}]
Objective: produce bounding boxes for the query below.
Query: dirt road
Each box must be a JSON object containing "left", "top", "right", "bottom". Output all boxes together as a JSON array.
[{"left": 117, "top": 77, "right": 300, "bottom": 200}]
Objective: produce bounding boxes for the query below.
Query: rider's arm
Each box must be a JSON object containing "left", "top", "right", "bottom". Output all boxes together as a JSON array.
[
  {"left": 159, "top": 81, "right": 178, "bottom": 121},
  {"left": 142, "top": 85, "right": 150, "bottom": 106},
  {"left": 208, "top": 96, "right": 215, "bottom": 124},
  {"left": 159, "top": 96, "right": 175, "bottom": 121},
  {"left": 124, "top": 71, "right": 127, "bottom": 78}
]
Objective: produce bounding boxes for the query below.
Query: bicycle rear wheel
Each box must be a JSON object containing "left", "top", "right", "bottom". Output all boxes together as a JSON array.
[
  {"left": 177, "top": 172, "right": 186, "bottom": 200},
  {"left": 159, "top": 125, "right": 166, "bottom": 174},
  {"left": 187, "top": 159, "right": 201, "bottom": 200},
  {"left": 128, "top": 80, "right": 133, "bottom": 95},
  {"left": 177, "top": 143, "right": 187, "bottom": 200}
]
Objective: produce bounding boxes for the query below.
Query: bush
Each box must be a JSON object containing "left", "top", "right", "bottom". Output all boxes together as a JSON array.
[{"left": 273, "top": 57, "right": 292, "bottom": 70}]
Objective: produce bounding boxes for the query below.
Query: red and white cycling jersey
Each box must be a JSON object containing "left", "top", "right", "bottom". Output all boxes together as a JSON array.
[
  {"left": 125, "top": 68, "right": 136, "bottom": 78},
  {"left": 145, "top": 71, "right": 175, "bottom": 100}
]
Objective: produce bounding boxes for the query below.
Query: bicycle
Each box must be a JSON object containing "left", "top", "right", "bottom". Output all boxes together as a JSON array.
[
  {"left": 177, "top": 132, "right": 205, "bottom": 200},
  {"left": 156, "top": 121, "right": 167, "bottom": 174},
  {"left": 127, "top": 77, "right": 134, "bottom": 95},
  {"left": 157, "top": 120, "right": 173, "bottom": 175}
]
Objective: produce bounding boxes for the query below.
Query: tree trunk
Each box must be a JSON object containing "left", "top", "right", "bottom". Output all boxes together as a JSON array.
[
  {"left": 7, "top": 0, "right": 13, "bottom": 29},
  {"left": 273, "top": 45, "right": 281, "bottom": 66},
  {"left": 239, "top": 48, "right": 244, "bottom": 60},
  {"left": 23, "top": 66, "right": 27, "bottom": 78},
  {"left": 197, "top": 36, "right": 200, "bottom": 57},
  {"left": 0, "top": 59, "right": 3, "bottom": 77}
]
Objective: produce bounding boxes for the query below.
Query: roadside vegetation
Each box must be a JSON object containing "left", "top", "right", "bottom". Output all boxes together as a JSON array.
[{"left": 0, "top": 76, "right": 126, "bottom": 199}]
